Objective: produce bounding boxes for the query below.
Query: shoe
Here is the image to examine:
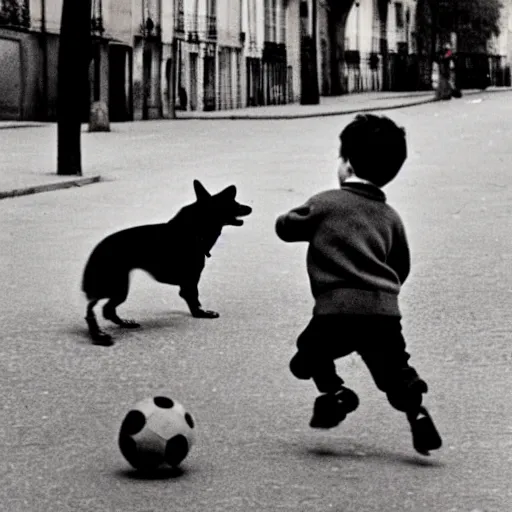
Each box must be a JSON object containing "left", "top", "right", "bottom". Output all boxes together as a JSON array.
[
  {"left": 408, "top": 406, "right": 442, "bottom": 456},
  {"left": 309, "top": 387, "right": 359, "bottom": 429}
]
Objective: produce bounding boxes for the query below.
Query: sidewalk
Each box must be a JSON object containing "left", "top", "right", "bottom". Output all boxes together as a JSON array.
[
  {"left": 175, "top": 89, "right": 437, "bottom": 120},
  {"left": 0, "top": 87, "right": 510, "bottom": 200},
  {"left": 174, "top": 86, "right": 511, "bottom": 120}
]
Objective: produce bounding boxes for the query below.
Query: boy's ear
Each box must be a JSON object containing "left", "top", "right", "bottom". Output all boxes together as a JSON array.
[
  {"left": 193, "top": 180, "right": 211, "bottom": 201},
  {"left": 218, "top": 184, "right": 237, "bottom": 199}
]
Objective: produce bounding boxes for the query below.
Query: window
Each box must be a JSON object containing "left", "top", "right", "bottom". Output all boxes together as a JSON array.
[
  {"left": 206, "top": 0, "right": 216, "bottom": 38},
  {"left": 279, "top": 0, "right": 286, "bottom": 43},
  {"left": 206, "top": 0, "right": 216, "bottom": 18},
  {"left": 395, "top": 2, "right": 404, "bottom": 29},
  {"left": 264, "top": 0, "right": 270, "bottom": 41},
  {"left": 264, "top": 0, "right": 277, "bottom": 42},
  {"left": 177, "top": 0, "right": 185, "bottom": 33},
  {"left": 271, "top": 0, "right": 277, "bottom": 41}
]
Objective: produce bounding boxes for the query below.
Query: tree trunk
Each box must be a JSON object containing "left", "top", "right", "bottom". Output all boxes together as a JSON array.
[{"left": 57, "top": 0, "right": 92, "bottom": 176}]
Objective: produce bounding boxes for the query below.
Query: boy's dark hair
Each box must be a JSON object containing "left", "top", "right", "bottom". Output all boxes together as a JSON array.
[{"left": 339, "top": 114, "right": 407, "bottom": 187}]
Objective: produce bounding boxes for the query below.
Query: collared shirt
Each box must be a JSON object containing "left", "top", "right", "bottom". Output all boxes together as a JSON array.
[{"left": 343, "top": 175, "right": 376, "bottom": 187}]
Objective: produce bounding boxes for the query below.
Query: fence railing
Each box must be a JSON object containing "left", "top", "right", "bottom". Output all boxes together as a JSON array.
[
  {"left": 455, "top": 52, "right": 511, "bottom": 89},
  {"left": 339, "top": 50, "right": 511, "bottom": 94}
]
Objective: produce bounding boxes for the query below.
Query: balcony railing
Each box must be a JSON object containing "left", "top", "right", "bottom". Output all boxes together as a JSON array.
[
  {"left": 139, "top": 17, "right": 161, "bottom": 40},
  {"left": 206, "top": 14, "right": 217, "bottom": 40},
  {"left": 177, "top": 13, "right": 217, "bottom": 41}
]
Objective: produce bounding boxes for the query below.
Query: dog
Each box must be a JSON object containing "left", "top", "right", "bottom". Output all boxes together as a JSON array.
[{"left": 82, "top": 179, "right": 252, "bottom": 346}]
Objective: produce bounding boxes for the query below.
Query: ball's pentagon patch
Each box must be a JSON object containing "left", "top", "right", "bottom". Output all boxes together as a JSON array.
[
  {"left": 164, "top": 434, "right": 189, "bottom": 467},
  {"left": 119, "top": 410, "right": 146, "bottom": 436},
  {"left": 184, "top": 412, "right": 195, "bottom": 429},
  {"left": 154, "top": 396, "right": 174, "bottom": 409}
]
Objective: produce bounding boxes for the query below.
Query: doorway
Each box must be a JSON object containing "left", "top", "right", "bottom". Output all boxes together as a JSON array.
[
  {"left": 0, "top": 38, "right": 22, "bottom": 120},
  {"left": 109, "top": 44, "right": 133, "bottom": 121},
  {"left": 189, "top": 53, "right": 198, "bottom": 111}
]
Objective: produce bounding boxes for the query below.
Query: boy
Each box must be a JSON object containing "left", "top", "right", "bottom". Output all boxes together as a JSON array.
[{"left": 275, "top": 114, "right": 442, "bottom": 456}]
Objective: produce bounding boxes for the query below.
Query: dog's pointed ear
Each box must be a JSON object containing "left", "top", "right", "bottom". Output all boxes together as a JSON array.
[
  {"left": 219, "top": 185, "right": 237, "bottom": 199},
  {"left": 193, "top": 180, "right": 211, "bottom": 201}
]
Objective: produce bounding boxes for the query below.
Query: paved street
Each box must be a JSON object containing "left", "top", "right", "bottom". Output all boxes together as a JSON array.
[{"left": 1, "top": 91, "right": 512, "bottom": 511}]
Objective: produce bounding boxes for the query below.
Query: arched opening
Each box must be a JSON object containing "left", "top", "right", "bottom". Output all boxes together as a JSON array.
[{"left": 325, "top": 0, "right": 355, "bottom": 95}]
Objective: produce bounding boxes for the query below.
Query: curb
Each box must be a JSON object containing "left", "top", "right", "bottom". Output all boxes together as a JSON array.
[
  {"left": 175, "top": 97, "right": 437, "bottom": 121},
  {"left": 174, "top": 87, "right": 512, "bottom": 121},
  {"left": 0, "top": 123, "right": 48, "bottom": 130},
  {"left": 0, "top": 175, "right": 102, "bottom": 200}
]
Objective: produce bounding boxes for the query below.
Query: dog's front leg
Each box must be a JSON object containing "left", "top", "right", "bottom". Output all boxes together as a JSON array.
[{"left": 179, "top": 283, "right": 219, "bottom": 318}]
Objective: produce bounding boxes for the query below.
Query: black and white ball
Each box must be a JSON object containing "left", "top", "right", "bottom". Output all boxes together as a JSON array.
[{"left": 118, "top": 395, "right": 196, "bottom": 471}]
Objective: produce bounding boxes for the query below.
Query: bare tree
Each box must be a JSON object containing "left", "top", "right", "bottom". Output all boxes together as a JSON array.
[{"left": 57, "top": 0, "right": 92, "bottom": 176}]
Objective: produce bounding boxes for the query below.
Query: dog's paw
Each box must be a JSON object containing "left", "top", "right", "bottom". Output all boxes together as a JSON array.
[
  {"left": 191, "top": 309, "right": 220, "bottom": 319},
  {"left": 119, "top": 319, "right": 141, "bottom": 329}
]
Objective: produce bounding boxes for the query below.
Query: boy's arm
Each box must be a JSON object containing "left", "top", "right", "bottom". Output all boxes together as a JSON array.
[
  {"left": 275, "top": 198, "right": 322, "bottom": 242},
  {"left": 388, "top": 221, "right": 411, "bottom": 284}
]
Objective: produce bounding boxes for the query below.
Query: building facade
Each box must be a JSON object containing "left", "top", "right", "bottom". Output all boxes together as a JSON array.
[
  {"left": 487, "top": 0, "right": 512, "bottom": 87},
  {"left": 317, "top": 0, "right": 420, "bottom": 94},
  {"left": 0, "top": 0, "right": 510, "bottom": 121}
]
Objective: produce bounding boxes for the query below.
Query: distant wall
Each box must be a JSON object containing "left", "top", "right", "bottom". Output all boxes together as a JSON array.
[{"left": 0, "top": 27, "right": 49, "bottom": 120}]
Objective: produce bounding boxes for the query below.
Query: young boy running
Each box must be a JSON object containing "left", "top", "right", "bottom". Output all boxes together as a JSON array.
[{"left": 275, "top": 114, "right": 442, "bottom": 456}]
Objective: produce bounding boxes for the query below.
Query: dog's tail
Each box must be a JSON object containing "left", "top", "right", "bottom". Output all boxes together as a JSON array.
[
  {"left": 82, "top": 256, "right": 97, "bottom": 300},
  {"left": 82, "top": 249, "right": 130, "bottom": 301},
  {"left": 81, "top": 249, "right": 110, "bottom": 301}
]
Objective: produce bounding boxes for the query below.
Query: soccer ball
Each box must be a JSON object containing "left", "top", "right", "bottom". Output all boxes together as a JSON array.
[{"left": 118, "top": 395, "right": 196, "bottom": 471}]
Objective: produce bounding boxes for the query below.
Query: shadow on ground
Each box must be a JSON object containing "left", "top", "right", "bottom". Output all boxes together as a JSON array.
[
  {"left": 115, "top": 465, "right": 186, "bottom": 481},
  {"left": 68, "top": 310, "right": 193, "bottom": 346},
  {"left": 292, "top": 440, "right": 444, "bottom": 468}
]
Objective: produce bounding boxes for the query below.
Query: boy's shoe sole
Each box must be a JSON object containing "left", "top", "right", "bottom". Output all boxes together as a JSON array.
[
  {"left": 408, "top": 406, "right": 443, "bottom": 456},
  {"left": 309, "top": 388, "right": 359, "bottom": 429}
]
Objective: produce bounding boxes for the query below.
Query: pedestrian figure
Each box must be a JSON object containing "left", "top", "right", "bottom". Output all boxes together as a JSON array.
[
  {"left": 436, "top": 43, "right": 461, "bottom": 100},
  {"left": 275, "top": 114, "right": 442, "bottom": 456}
]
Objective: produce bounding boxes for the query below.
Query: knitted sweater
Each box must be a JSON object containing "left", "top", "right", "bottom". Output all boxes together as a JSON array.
[{"left": 275, "top": 182, "right": 410, "bottom": 316}]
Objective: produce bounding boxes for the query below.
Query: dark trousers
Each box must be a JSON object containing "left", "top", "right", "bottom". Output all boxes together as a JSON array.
[{"left": 290, "top": 315, "right": 426, "bottom": 412}]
